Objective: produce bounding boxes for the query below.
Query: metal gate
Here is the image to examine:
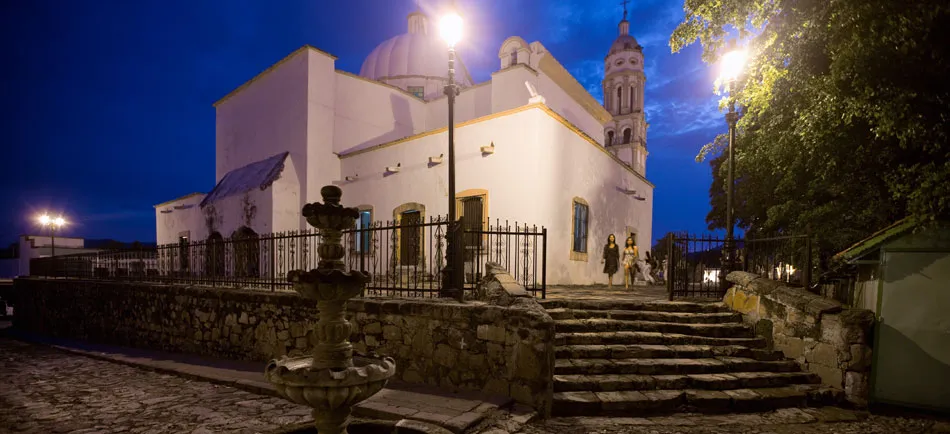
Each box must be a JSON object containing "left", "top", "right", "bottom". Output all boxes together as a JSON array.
[{"left": 664, "top": 234, "right": 737, "bottom": 299}]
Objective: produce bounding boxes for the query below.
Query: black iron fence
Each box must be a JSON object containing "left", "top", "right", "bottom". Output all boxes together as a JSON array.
[
  {"left": 663, "top": 233, "right": 814, "bottom": 300},
  {"left": 29, "top": 216, "right": 547, "bottom": 298},
  {"left": 664, "top": 234, "right": 734, "bottom": 299},
  {"left": 743, "top": 234, "right": 813, "bottom": 288}
]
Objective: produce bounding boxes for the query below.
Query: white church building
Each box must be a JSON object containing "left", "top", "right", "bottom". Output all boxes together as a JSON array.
[{"left": 154, "top": 8, "right": 653, "bottom": 285}]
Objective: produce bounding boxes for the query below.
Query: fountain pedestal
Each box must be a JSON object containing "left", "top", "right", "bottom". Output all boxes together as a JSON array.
[{"left": 265, "top": 185, "right": 396, "bottom": 434}]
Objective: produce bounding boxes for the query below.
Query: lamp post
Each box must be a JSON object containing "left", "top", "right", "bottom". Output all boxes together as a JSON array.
[
  {"left": 38, "top": 214, "right": 66, "bottom": 257},
  {"left": 718, "top": 41, "right": 747, "bottom": 288},
  {"left": 439, "top": 12, "right": 463, "bottom": 300}
]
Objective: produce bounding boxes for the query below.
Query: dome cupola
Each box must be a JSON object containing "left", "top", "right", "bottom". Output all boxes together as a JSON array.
[{"left": 358, "top": 10, "right": 472, "bottom": 100}]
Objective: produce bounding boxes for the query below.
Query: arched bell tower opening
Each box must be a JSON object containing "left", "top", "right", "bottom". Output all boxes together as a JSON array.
[{"left": 601, "top": 1, "right": 649, "bottom": 176}]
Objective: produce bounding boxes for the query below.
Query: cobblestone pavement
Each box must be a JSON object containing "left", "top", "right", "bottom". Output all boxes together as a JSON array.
[{"left": 0, "top": 338, "right": 313, "bottom": 434}]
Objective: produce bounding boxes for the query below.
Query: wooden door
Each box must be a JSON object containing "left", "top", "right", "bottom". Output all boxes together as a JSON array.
[{"left": 400, "top": 211, "right": 421, "bottom": 266}]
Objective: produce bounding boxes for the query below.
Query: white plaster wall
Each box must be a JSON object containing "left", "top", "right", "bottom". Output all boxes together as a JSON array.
[
  {"left": 533, "top": 111, "right": 653, "bottom": 285},
  {"left": 155, "top": 195, "right": 207, "bottom": 245},
  {"left": 304, "top": 51, "right": 339, "bottom": 209},
  {"left": 215, "top": 51, "right": 310, "bottom": 184},
  {"left": 202, "top": 188, "right": 275, "bottom": 239},
  {"left": 272, "top": 154, "right": 302, "bottom": 232},
  {"left": 339, "top": 108, "right": 544, "bottom": 225},
  {"left": 489, "top": 67, "right": 536, "bottom": 115},
  {"left": 535, "top": 71, "right": 606, "bottom": 145},
  {"left": 337, "top": 106, "right": 652, "bottom": 285},
  {"left": 332, "top": 72, "right": 428, "bottom": 156},
  {"left": 425, "top": 83, "right": 493, "bottom": 130}
]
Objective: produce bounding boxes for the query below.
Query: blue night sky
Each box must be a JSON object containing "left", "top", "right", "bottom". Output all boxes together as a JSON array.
[{"left": 1, "top": 0, "right": 726, "bottom": 247}]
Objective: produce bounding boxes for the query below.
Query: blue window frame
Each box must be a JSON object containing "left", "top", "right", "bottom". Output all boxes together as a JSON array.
[{"left": 572, "top": 202, "right": 589, "bottom": 253}]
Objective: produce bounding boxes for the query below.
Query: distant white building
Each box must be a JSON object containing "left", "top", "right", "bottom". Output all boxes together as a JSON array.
[
  {"left": 0, "top": 235, "right": 98, "bottom": 278},
  {"left": 155, "top": 8, "right": 653, "bottom": 285}
]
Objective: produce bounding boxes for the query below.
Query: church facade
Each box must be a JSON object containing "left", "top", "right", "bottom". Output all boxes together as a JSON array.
[{"left": 154, "top": 9, "right": 653, "bottom": 285}]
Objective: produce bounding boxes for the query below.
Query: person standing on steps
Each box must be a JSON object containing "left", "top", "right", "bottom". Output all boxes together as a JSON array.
[
  {"left": 621, "top": 236, "right": 639, "bottom": 290},
  {"left": 601, "top": 234, "right": 620, "bottom": 288}
]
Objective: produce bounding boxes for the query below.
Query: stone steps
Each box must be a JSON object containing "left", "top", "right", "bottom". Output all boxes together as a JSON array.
[
  {"left": 555, "top": 331, "right": 768, "bottom": 348},
  {"left": 554, "top": 344, "right": 785, "bottom": 361},
  {"left": 552, "top": 384, "right": 841, "bottom": 416},
  {"left": 553, "top": 371, "right": 821, "bottom": 392},
  {"left": 543, "top": 299, "right": 837, "bottom": 417},
  {"left": 539, "top": 300, "right": 731, "bottom": 314},
  {"left": 546, "top": 308, "right": 743, "bottom": 324},
  {"left": 554, "top": 357, "right": 801, "bottom": 376},
  {"left": 554, "top": 319, "right": 754, "bottom": 338}
]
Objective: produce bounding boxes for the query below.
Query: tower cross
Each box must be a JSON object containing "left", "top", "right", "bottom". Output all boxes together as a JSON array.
[{"left": 621, "top": 0, "right": 630, "bottom": 18}]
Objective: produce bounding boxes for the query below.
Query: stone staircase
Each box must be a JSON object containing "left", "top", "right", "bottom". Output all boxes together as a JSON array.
[{"left": 540, "top": 299, "right": 842, "bottom": 417}]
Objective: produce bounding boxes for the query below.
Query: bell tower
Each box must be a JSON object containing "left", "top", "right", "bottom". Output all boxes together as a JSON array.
[{"left": 602, "top": 0, "right": 648, "bottom": 176}]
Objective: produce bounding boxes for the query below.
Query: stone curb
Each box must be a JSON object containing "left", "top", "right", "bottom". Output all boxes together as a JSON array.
[{"left": 45, "top": 344, "right": 282, "bottom": 398}]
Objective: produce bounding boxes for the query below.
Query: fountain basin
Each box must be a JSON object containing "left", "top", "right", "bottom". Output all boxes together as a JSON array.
[{"left": 265, "top": 355, "right": 396, "bottom": 410}]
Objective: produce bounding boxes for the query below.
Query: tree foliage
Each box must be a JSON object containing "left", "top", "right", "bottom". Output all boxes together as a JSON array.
[{"left": 671, "top": 0, "right": 950, "bottom": 256}]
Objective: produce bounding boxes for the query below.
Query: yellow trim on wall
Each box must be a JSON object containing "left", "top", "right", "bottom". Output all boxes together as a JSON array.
[
  {"left": 536, "top": 105, "right": 655, "bottom": 188},
  {"left": 538, "top": 55, "right": 613, "bottom": 124},
  {"left": 154, "top": 192, "right": 205, "bottom": 208},
  {"left": 213, "top": 45, "right": 337, "bottom": 108}
]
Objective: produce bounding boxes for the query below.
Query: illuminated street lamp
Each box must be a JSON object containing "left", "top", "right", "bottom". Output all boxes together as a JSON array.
[
  {"left": 439, "top": 10, "right": 463, "bottom": 300},
  {"left": 718, "top": 40, "right": 747, "bottom": 288},
  {"left": 38, "top": 214, "right": 67, "bottom": 257}
]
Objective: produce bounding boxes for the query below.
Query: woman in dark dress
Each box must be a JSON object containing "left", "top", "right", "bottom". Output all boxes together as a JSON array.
[{"left": 601, "top": 234, "right": 620, "bottom": 288}]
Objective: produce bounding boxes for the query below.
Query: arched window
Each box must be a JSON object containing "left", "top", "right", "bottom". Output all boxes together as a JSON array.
[
  {"left": 510, "top": 50, "right": 518, "bottom": 66},
  {"left": 616, "top": 87, "right": 623, "bottom": 111},
  {"left": 233, "top": 226, "right": 259, "bottom": 278},
  {"left": 205, "top": 232, "right": 225, "bottom": 277},
  {"left": 630, "top": 86, "right": 636, "bottom": 111},
  {"left": 623, "top": 128, "right": 632, "bottom": 144},
  {"left": 606, "top": 130, "right": 615, "bottom": 146}
]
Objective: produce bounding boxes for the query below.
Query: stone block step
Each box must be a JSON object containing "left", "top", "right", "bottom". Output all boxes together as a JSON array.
[
  {"left": 546, "top": 308, "right": 743, "bottom": 324},
  {"left": 553, "top": 357, "right": 801, "bottom": 376},
  {"left": 553, "top": 371, "right": 821, "bottom": 392},
  {"left": 554, "top": 344, "right": 785, "bottom": 361},
  {"left": 552, "top": 385, "right": 823, "bottom": 416},
  {"left": 555, "top": 331, "right": 768, "bottom": 348},
  {"left": 555, "top": 319, "right": 754, "bottom": 338},
  {"left": 540, "top": 299, "right": 731, "bottom": 314}
]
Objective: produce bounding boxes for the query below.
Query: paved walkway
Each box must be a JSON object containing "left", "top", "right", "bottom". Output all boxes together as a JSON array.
[
  {"left": 0, "top": 326, "right": 516, "bottom": 434},
  {"left": 544, "top": 284, "right": 669, "bottom": 302}
]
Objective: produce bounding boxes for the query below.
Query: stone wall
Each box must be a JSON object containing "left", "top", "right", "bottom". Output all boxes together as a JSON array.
[
  {"left": 723, "top": 271, "right": 875, "bottom": 406},
  {"left": 12, "top": 269, "right": 555, "bottom": 415}
]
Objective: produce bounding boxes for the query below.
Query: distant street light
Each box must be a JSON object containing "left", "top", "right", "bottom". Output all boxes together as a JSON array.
[
  {"left": 439, "top": 10, "right": 463, "bottom": 301},
  {"left": 718, "top": 40, "right": 747, "bottom": 288},
  {"left": 38, "top": 214, "right": 67, "bottom": 257}
]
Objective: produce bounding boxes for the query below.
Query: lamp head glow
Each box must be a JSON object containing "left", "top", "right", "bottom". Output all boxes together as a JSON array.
[
  {"left": 53, "top": 217, "right": 65, "bottom": 227},
  {"left": 440, "top": 13, "right": 462, "bottom": 47},
  {"left": 39, "top": 214, "right": 50, "bottom": 225},
  {"left": 720, "top": 47, "right": 748, "bottom": 83}
]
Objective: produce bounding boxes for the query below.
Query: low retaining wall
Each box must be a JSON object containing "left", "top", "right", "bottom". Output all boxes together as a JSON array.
[
  {"left": 723, "top": 271, "right": 875, "bottom": 406},
  {"left": 12, "top": 266, "right": 555, "bottom": 415}
]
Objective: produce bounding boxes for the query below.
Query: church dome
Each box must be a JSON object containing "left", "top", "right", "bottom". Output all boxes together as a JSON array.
[
  {"left": 359, "top": 11, "right": 472, "bottom": 89},
  {"left": 608, "top": 33, "right": 642, "bottom": 55}
]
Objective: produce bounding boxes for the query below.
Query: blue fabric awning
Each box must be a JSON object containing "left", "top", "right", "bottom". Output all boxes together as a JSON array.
[{"left": 200, "top": 152, "right": 289, "bottom": 208}]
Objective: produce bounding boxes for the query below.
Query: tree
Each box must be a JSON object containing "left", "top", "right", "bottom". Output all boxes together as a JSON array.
[{"left": 671, "top": 0, "right": 950, "bottom": 258}]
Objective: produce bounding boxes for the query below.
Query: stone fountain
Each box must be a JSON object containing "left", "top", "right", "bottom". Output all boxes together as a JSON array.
[{"left": 265, "top": 185, "right": 397, "bottom": 434}]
